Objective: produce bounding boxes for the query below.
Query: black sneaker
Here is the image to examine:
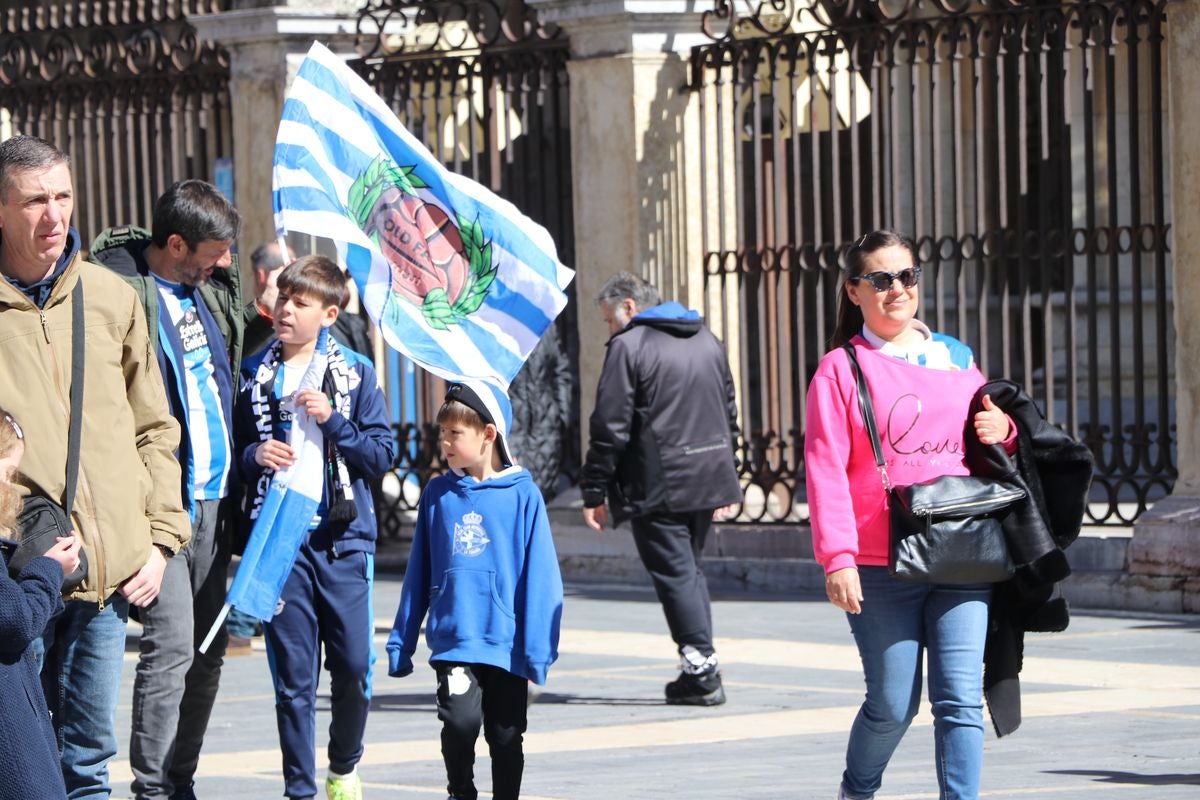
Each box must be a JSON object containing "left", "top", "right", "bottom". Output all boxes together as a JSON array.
[{"left": 665, "top": 668, "right": 726, "bottom": 706}]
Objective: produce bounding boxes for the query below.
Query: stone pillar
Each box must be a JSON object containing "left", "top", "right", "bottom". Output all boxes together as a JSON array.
[
  {"left": 188, "top": 2, "right": 360, "bottom": 278},
  {"left": 1127, "top": 0, "right": 1200, "bottom": 610},
  {"left": 529, "top": 0, "right": 712, "bottom": 452}
]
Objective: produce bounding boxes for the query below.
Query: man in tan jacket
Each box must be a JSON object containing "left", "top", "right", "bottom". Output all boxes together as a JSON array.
[{"left": 0, "top": 134, "right": 189, "bottom": 798}]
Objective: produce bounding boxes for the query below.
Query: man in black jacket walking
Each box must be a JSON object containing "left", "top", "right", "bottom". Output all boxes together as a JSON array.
[{"left": 581, "top": 272, "right": 742, "bottom": 706}]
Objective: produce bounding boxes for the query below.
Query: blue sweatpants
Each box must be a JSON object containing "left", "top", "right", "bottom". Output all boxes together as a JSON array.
[{"left": 264, "top": 542, "right": 375, "bottom": 800}]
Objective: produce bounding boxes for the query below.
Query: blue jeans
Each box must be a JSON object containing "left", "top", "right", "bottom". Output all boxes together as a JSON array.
[
  {"left": 41, "top": 596, "right": 130, "bottom": 799},
  {"left": 841, "top": 567, "right": 991, "bottom": 800}
]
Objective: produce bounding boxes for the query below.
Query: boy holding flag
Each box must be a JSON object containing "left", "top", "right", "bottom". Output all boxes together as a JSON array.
[{"left": 233, "top": 255, "right": 394, "bottom": 800}]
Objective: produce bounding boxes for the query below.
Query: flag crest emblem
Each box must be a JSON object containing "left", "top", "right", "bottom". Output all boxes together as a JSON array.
[{"left": 348, "top": 155, "right": 498, "bottom": 330}]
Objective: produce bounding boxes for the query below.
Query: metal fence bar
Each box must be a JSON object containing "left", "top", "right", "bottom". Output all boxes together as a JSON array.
[{"left": 690, "top": 0, "right": 1175, "bottom": 525}]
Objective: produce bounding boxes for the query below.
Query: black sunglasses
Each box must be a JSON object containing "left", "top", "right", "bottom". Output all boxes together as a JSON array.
[{"left": 848, "top": 265, "right": 922, "bottom": 292}]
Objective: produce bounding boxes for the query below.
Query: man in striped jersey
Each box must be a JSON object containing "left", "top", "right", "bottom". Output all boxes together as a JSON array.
[{"left": 92, "top": 182, "right": 242, "bottom": 800}]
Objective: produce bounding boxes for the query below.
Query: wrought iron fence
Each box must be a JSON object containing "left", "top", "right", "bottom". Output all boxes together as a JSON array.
[
  {"left": 351, "top": 0, "right": 575, "bottom": 538},
  {"left": 0, "top": 1, "right": 233, "bottom": 247},
  {"left": 691, "top": 0, "right": 1174, "bottom": 525}
]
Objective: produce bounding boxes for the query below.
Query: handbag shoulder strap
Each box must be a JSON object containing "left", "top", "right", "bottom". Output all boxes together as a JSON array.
[
  {"left": 841, "top": 342, "right": 890, "bottom": 490},
  {"left": 65, "top": 279, "right": 84, "bottom": 516}
]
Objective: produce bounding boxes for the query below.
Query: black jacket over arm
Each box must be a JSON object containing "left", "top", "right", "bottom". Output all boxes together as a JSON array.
[{"left": 965, "top": 379, "right": 1094, "bottom": 736}]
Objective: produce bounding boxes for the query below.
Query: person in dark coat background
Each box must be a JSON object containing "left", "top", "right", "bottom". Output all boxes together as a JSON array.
[
  {"left": 0, "top": 409, "right": 81, "bottom": 799},
  {"left": 508, "top": 325, "right": 573, "bottom": 499},
  {"left": 580, "top": 272, "right": 743, "bottom": 707}
]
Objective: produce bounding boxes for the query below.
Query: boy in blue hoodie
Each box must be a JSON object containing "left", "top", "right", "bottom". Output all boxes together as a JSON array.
[
  {"left": 387, "top": 380, "right": 563, "bottom": 800},
  {"left": 233, "top": 255, "right": 395, "bottom": 800}
]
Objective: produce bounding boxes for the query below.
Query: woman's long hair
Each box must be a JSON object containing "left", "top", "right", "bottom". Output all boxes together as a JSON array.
[
  {"left": 0, "top": 409, "right": 24, "bottom": 540},
  {"left": 830, "top": 229, "right": 919, "bottom": 348}
]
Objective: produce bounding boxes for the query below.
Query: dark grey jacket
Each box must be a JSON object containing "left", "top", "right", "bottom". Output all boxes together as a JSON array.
[
  {"left": 509, "top": 325, "right": 574, "bottom": 499},
  {"left": 580, "top": 302, "right": 742, "bottom": 523}
]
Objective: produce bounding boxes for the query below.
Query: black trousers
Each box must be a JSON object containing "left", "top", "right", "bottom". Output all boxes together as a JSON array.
[
  {"left": 434, "top": 662, "right": 528, "bottom": 800},
  {"left": 630, "top": 510, "right": 715, "bottom": 656}
]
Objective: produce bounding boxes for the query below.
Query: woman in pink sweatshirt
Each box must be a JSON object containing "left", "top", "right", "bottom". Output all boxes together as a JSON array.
[{"left": 805, "top": 230, "right": 1011, "bottom": 800}]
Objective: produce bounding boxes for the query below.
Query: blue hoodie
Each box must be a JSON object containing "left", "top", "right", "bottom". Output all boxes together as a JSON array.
[{"left": 387, "top": 466, "right": 563, "bottom": 684}]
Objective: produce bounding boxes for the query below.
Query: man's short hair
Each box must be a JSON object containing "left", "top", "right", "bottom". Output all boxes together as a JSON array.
[
  {"left": 276, "top": 254, "right": 348, "bottom": 309},
  {"left": 250, "top": 241, "right": 291, "bottom": 273},
  {"left": 595, "top": 271, "right": 661, "bottom": 311},
  {"left": 0, "top": 136, "right": 69, "bottom": 197},
  {"left": 151, "top": 179, "right": 241, "bottom": 249}
]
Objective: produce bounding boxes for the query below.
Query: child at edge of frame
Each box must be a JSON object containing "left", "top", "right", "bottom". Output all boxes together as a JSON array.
[
  {"left": 386, "top": 379, "right": 564, "bottom": 800},
  {"left": 0, "top": 409, "right": 82, "bottom": 799},
  {"left": 232, "top": 254, "right": 396, "bottom": 800}
]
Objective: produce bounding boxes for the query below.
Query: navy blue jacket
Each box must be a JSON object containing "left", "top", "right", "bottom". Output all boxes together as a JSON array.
[
  {"left": 0, "top": 551, "right": 68, "bottom": 799},
  {"left": 234, "top": 344, "right": 395, "bottom": 554}
]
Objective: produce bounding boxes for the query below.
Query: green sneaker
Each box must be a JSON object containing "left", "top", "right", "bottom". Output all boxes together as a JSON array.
[{"left": 325, "top": 770, "right": 362, "bottom": 800}]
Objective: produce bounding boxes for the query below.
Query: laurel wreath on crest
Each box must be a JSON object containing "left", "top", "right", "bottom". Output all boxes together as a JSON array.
[{"left": 347, "top": 155, "right": 498, "bottom": 330}]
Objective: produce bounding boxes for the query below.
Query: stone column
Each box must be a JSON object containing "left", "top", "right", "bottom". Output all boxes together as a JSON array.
[
  {"left": 188, "top": 2, "right": 360, "bottom": 276},
  {"left": 528, "top": 0, "right": 713, "bottom": 452},
  {"left": 1127, "top": 0, "right": 1200, "bottom": 610}
]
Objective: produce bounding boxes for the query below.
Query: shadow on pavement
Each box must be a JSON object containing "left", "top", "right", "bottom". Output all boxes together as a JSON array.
[
  {"left": 529, "top": 691, "right": 663, "bottom": 707},
  {"left": 1047, "top": 770, "right": 1200, "bottom": 786}
]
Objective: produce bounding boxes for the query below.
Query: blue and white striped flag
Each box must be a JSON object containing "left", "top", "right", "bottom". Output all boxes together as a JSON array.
[{"left": 273, "top": 41, "right": 574, "bottom": 389}]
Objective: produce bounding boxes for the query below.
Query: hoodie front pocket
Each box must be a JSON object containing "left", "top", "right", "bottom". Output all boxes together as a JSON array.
[{"left": 427, "top": 568, "right": 516, "bottom": 647}]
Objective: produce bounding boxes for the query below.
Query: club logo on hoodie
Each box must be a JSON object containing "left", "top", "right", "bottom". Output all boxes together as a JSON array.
[{"left": 453, "top": 510, "right": 490, "bottom": 557}]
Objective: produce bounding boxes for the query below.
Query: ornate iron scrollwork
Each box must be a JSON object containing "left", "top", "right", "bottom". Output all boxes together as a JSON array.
[
  {"left": 700, "top": 0, "right": 1024, "bottom": 42},
  {"left": 0, "top": 2, "right": 230, "bottom": 88},
  {"left": 354, "top": 0, "right": 562, "bottom": 61}
]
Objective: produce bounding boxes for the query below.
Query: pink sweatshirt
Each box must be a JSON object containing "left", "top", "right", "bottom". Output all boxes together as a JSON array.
[{"left": 804, "top": 335, "right": 987, "bottom": 573}]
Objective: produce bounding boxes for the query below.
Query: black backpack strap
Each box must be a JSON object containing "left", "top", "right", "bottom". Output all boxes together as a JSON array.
[
  {"left": 841, "top": 342, "right": 890, "bottom": 490},
  {"left": 64, "top": 279, "right": 85, "bottom": 516}
]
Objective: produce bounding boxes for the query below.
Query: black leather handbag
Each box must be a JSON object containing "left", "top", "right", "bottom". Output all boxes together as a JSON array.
[
  {"left": 7, "top": 280, "right": 88, "bottom": 591},
  {"left": 843, "top": 344, "right": 1022, "bottom": 584}
]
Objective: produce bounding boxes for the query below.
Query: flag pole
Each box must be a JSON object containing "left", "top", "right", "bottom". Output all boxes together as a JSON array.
[{"left": 199, "top": 602, "right": 232, "bottom": 655}]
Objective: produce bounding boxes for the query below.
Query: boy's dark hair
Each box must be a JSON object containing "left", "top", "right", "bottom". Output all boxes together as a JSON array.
[
  {"left": 151, "top": 179, "right": 241, "bottom": 249},
  {"left": 276, "top": 254, "right": 349, "bottom": 308},
  {"left": 436, "top": 398, "right": 487, "bottom": 431}
]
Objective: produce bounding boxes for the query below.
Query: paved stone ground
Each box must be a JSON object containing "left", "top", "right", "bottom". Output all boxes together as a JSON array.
[{"left": 106, "top": 576, "right": 1200, "bottom": 799}]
